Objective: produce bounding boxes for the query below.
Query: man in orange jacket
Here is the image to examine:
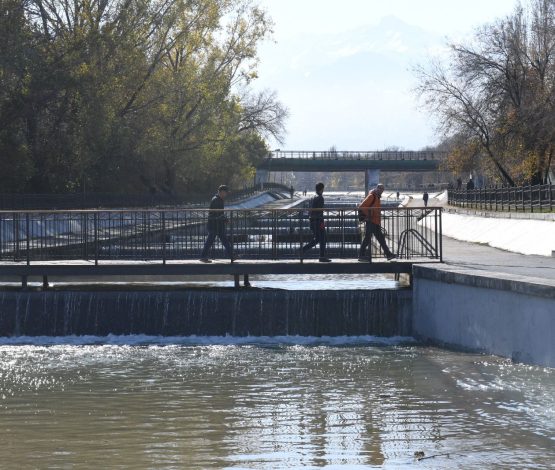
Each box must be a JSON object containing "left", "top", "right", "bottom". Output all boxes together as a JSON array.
[{"left": 358, "top": 183, "right": 396, "bottom": 261}]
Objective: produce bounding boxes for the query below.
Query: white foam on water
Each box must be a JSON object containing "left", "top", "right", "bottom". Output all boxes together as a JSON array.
[{"left": 0, "top": 334, "right": 417, "bottom": 347}]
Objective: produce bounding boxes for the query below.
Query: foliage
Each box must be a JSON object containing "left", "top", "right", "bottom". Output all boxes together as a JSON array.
[
  {"left": 0, "top": 0, "right": 287, "bottom": 194},
  {"left": 415, "top": 0, "right": 555, "bottom": 186}
]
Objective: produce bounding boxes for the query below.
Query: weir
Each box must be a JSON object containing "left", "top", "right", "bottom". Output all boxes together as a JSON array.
[{"left": 0, "top": 287, "right": 412, "bottom": 337}]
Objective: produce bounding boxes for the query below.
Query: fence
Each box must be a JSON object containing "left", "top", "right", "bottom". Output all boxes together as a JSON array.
[
  {"left": 0, "top": 207, "right": 442, "bottom": 264},
  {"left": 0, "top": 183, "right": 292, "bottom": 210},
  {"left": 448, "top": 184, "right": 554, "bottom": 212}
]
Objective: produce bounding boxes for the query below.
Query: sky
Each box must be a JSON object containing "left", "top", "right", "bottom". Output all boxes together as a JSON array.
[{"left": 252, "top": 0, "right": 521, "bottom": 151}]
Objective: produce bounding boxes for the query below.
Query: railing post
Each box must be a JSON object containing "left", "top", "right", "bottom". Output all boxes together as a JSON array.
[
  {"left": 229, "top": 210, "right": 234, "bottom": 262},
  {"left": 299, "top": 209, "right": 304, "bottom": 263},
  {"left": 439, "top": 207, "right": 443, "bottom": 262},
  {"left": 26, "top": 212, "right": 30, "bottom": 266},
  {"left": 272, "top": 210, "right": 278, "bottom": 260},
  {"left": 162, "top": 211, "right": 166, "bottom": 265},
  {"left": 94, "top": 212, "right": 98, "bottom": 266},
  {"left": 13, "top": 212, "right": 18, "bottom": 262},
  {"left": 341, "top": 209, "right": 345, "bottom": 258},
  {"left": 83, "top": 212, "right": 88, "bottom": 260}
]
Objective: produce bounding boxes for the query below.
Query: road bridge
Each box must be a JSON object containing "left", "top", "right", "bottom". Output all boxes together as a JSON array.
[{"left": 256, "top": 150, "right": 446, "bottom": 192}]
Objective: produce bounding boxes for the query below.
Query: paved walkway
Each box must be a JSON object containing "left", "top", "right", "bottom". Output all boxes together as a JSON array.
[{"left": 441, "top": 235, "right": 555, "bottom": 281}]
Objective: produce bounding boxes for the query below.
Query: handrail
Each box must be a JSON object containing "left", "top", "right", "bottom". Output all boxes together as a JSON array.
[
  {"left": 268, "top": 150, "right": 447, "bottom": 161},
  {"left": 0, "top": 206, "right": 433, "bottom": 215},
  {"left": 0, "top": 207, "right": 442, "bottom": 263},
  {"left": 448, "top": 184, "right": 554, "bottom": 212},
  {"left": 397, "top": 228, "right": 438, "bottom": 259}
]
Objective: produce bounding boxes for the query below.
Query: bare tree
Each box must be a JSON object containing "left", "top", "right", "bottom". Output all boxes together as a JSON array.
[{"left": 415, "top": 0, "right": 555, "bottom": 185}]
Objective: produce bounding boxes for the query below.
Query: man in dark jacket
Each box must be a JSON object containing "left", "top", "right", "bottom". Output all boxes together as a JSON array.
[
  {"left": 301, "top": 182, "right": 331, "bottom": 262},
  {"left": 200, "top": 185, "right": 233, "bottom": 263}
]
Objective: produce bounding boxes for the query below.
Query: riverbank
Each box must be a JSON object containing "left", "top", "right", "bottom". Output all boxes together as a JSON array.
[
  {"left": 409, "top": 190, "right": 555, "bottom": 256},
  {"left": 412, "top": 200, "right": 555, "bottom": 368}
]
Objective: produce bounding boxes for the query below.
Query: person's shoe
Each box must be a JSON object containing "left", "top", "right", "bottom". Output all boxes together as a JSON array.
[
  {"left": 386, "top": 253, "right": 398, "bottom": 261},
  {"left": 358, "top": 257, "right": 370, "bottom": 262},
  {"left": 199, "top": 258, "right": 212, "bottom": 263},
  {"left": 319, "top": 257, "right": 332, "bottom": 262}
]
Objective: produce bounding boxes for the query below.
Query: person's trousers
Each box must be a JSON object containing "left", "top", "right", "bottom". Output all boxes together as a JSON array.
[
  {"left": 201, "top": 229, "right": 232, "bottom": 258},
  {"left": 359, "top": 222, "right": 393, "bottom": 258},
  {"left": 302, "top": 220, "right": 327, "bottom": 257}
]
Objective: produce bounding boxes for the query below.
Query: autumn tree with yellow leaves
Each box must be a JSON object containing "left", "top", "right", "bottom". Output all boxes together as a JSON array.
[{"left": 0, "top": 0, "right": 287, "bottom": 194}]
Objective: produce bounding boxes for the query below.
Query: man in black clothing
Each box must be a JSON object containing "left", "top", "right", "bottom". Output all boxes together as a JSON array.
[
  {"left": 301, "top": 182, "right": 331, "bottom": 262},
  {"left": 200, "top": 185, "right": 233, "bottom": 263}
]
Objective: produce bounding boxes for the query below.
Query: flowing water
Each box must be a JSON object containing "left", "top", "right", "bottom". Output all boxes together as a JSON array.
[{"left": 0, "top": 337, "right": 553, "bottom": 469}]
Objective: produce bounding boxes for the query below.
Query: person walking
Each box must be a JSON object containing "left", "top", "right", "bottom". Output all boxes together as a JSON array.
[
  {"left": 358, "top": 183, "right": 396, "bottom": 261},
  {"left": 423, "top": 191, "right": 429, "bottom": 207},
  {"left": 301, "top": 182, "right": 331, "bottom": 262},
  {"left": 199, "top": 185, "right": 233, "bottom": 263}
]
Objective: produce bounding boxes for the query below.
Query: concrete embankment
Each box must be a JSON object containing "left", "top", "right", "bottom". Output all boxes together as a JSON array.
[
  {"left": 403, "top": 193, "right": 554, "bottom": 367},
  {"left": 412, "top": 264, "right": 555, "bottom": 368}
]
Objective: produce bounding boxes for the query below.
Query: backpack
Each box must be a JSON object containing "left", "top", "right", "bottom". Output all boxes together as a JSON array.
[{"left": 358, "top": 194, "right": 376, "bottom": 222}]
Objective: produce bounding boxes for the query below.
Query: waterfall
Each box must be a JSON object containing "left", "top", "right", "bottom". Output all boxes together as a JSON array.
[{"left": 0, "top": 289, "right": 412, "bottom": 337}]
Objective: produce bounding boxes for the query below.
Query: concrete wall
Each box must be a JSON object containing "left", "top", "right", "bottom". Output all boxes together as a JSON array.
[{"left": 413, "top": 265, "right": 555, "bottom": 368}]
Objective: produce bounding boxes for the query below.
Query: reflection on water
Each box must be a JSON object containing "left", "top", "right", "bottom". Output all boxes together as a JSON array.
[{"left": 0, "top": 338, "right": 553, "bottom": 469}]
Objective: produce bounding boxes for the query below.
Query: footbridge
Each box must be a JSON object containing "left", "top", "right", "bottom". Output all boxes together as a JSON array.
[
  {"left": 256, "top": 150, "right": 446, "bottom": 191},
  {"left": 0, "top": 206, "right": 442, "bottom": 288}
]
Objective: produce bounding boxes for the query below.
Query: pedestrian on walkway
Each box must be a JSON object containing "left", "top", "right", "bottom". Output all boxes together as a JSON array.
[
  {"left": 358, "top": 183, "right": 397, "bottom": 261},
  {"left": 423, "top": 191, "right": 429, "bottom": 207},
  {"left": 301, "top": 182, "right": 331, "bottom": 262},
  {"left": 199, "top": 185, "right": 233, "bottom": 263}
]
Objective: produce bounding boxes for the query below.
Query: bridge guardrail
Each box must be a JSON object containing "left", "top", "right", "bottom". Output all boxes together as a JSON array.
[
  {"left": 268, "top": 150, "right": 447, "bottom": 161},
  {"left": 0, "top": 207, "right": 442, "bottom": 264}
]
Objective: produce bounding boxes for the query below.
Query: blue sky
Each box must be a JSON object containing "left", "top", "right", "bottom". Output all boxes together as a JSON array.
[{"left": 253, "top": 0, "right": 520, "bottom": 150}]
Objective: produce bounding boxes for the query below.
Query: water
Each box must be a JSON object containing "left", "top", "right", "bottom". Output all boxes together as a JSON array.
[
  {"left": 1, "top": 273, "right": 400, "bottom": 290},
  {"left": 1, "top": 337, "right": 553, "bottom": 469}
]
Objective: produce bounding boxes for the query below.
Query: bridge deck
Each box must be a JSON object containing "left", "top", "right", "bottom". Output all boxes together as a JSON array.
[{"left": 0, "top": 259, "right": 414, "bottom": 278}]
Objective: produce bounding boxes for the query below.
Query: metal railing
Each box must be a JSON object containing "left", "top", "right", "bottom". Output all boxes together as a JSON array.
[
  {"left": 0, "top": 183, "right": 292, "bottom": 210},
  {"left": 0, "top": 207, "right": 442, "bottom": 264},
  {"left": 448, "top": 184, "right": 554, "bottom": 212},
  {"left": 268, "top": 150, "right": 447, "bottom": 161}
]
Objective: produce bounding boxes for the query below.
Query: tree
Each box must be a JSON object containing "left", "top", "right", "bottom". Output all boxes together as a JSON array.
[
  {"left": 0, "top": 0, "right": 288, "bottom": 194},
  {"left": 415, "top": 0, "right": 555, "bottom": 186}
]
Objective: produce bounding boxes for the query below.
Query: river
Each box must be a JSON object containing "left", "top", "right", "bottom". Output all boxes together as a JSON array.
[{"left": 1, "top": 337, "right": 553, "bottom": 469}]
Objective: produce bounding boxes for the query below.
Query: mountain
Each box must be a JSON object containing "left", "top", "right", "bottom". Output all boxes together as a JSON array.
[{"left": 254, "top": 16, "right": 447, "bottom": 150}]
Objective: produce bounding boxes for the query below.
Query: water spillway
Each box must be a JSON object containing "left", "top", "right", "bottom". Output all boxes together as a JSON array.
[{"left": 0, "top": 287, "right": 411, "bottom": 337}]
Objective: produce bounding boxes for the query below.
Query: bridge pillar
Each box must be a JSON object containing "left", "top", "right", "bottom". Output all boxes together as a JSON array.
[
  {"left": 365, "top": 169, "right": 380, "bottom": 194},
  {"left": 254, "top": 169, "right": 269, "bottom": 189}
]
